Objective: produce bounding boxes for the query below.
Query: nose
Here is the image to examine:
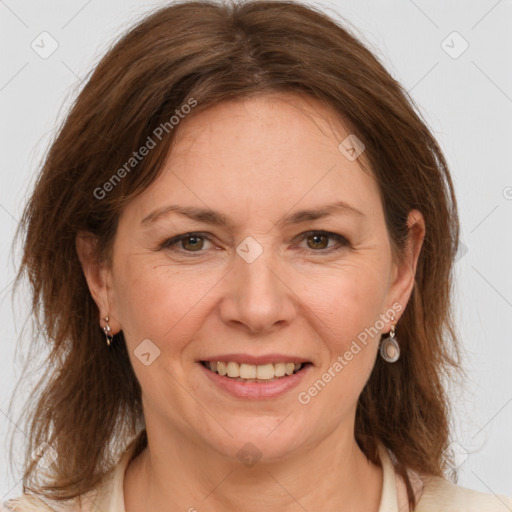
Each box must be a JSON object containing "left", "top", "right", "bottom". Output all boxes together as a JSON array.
[{"left": 219, "top": 243, "right": 297, "bottom": 334}]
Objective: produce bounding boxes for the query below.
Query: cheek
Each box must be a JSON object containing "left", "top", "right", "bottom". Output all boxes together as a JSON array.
[
  {"left": 111, "top": 256, "right": 221, "bottom": 352},
  {"left": 293, "top": 257, "right": 388, "bottom": 410},
  {"left": 298, "top": 258, "right": 389, "bottom": 350},
  {"left": 297, "top": 273, "right": 382, "bottom": 413}
]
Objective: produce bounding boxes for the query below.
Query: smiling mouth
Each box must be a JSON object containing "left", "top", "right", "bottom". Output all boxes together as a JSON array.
[{"left": 200, "top": 360, "right": 311, "bottom": 383}]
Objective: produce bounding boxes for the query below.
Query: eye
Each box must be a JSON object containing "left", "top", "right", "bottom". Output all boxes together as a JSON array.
[
  {"left": 160, "top": 232, "right": 213, "bottom": 253},
  {"left": 295, "top": 231, "right": 350, "bottom": 253},
  {"left": 158, "top": 230, "right": 350, "bottom": 256}
]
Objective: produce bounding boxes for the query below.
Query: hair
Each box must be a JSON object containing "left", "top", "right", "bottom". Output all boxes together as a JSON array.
[{"left": 8, "top": 0, "right": 462, "bottom": 509}]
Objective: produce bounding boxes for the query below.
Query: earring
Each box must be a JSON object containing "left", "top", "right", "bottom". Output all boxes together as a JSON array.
[
  {"left": 103, "top": 316, "right": 114, "bottom": 347},
  {"left": 380, "top": 315, "right": 400, "bottom": 363}
]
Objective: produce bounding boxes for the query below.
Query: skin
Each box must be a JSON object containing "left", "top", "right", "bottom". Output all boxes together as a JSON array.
[{"left": 77, "top": 92, "right": 425, "bottom": 512}]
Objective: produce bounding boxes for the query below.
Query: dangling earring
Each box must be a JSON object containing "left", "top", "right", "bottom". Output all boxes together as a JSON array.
[
  {"left": 103, "top": 316, "right": 114, "bottom": 347},
  {"left": 380, "top": 313, "right": 400, "bottom": 363}
]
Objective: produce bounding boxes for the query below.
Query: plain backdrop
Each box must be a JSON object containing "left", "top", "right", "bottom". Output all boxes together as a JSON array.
[{"left": 1, "top": 0, "right": 511, "bottom": 503}]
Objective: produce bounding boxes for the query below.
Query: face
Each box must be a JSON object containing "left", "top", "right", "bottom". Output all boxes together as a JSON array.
[{"left": 79, "top": 93, "right": 424, "bottom": 463}]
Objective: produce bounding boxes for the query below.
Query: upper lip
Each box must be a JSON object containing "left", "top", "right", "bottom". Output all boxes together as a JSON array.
[{"left": 199, "top": 353, "right": 311, "bottom": 365}]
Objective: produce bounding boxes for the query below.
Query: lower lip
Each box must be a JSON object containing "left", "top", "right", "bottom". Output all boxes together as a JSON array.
[{"left": 198, "top": 362, "right": 312, "bottom": 399}]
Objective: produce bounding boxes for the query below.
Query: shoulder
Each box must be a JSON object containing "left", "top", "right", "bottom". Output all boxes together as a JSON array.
[
  {"left": 1, "top": 491, "right": 96, "bottom": 512},
  {"left": 1, "top": 494, "right": 65, "bottom": 512},
  {"left": 416, "top": 474, "right": 512, "bottom": 512},
  {"left": 2, "top": 433, "right": 143, "bottom": 512}
]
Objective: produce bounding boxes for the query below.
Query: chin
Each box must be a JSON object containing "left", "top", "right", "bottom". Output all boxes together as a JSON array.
[{"left": 201, "top": 418, "right": 310, "bottom": 463}]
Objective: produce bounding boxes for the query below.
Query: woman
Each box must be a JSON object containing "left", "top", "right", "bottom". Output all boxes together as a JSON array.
[{"left": 4, "top": 1, "right": 511, "bottom": 511}]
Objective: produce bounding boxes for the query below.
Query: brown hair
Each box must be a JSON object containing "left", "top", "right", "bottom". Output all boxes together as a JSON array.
[{"left": 9, "top": 0, "right": 462, "bottom": 509}]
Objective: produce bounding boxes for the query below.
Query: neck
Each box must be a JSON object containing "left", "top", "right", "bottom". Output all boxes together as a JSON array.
[{"left": 124, "top": 422, "right": 383, "bottom": 512}]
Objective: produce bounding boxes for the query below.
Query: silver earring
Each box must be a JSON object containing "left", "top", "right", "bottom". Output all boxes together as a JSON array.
[
  {"left": 103, "top": 316, "right": 114, "bottom": 347},
  {"left": 380, "top": 318, "right": 400, "bottom": 363}
]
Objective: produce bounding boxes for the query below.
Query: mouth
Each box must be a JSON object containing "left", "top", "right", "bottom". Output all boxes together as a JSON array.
[{"left": 200, "top": 360, "right": 312, "bottom": 383}]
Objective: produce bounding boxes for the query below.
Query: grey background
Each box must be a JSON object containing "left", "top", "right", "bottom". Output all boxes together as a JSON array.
[{"left": 1, "top": 0, "right": 511, "bottom": 503}]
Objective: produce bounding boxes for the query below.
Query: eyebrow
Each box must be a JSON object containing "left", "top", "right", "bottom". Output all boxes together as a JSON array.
[{"left": 141, "top": 200, "right": 365, "bottom": 228}]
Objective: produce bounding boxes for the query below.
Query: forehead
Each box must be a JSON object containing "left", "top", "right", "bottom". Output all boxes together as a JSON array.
[
  {"left": 124, "top": 93, "right": 385, "bottom": 229},
  {"left": 172, "top": 92, "right": 350, "bottom": 161}
]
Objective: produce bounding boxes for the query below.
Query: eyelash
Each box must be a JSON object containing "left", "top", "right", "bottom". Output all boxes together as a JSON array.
[{"left": 158, "top": 230, "right": 350, "bottom": 256}]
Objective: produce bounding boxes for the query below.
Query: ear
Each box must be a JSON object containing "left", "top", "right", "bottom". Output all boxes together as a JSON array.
[
  {"left": 75, "top": 231, "right": 122, "bottom": 334},
  {"left": 384, "top": 209, "right": 425, "bottom": 329}
]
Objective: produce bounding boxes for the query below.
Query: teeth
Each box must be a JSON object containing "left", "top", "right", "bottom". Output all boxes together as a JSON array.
[
  {"left": 217, "top": 361, "right": 227, "bottom": 376},
  {"left": 256, "top": 363, "right": 275, "bottom": 380},
  {"left": 203, "top": 360, "right": 305, "bottom": 380},
  {"left": 240, "top": 363, "right": 257, "bottom": 379},
  {"left": 226, "top": 361, "right": 239, "bottom": 377},
  {"left": 274, "top": 363, "right": 286, "bottom": 377}
]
